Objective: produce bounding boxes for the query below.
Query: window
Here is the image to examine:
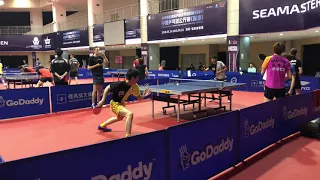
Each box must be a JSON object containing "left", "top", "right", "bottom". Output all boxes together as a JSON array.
[{"left": 111, "top": 13, "right": 119, "bottom": 22}]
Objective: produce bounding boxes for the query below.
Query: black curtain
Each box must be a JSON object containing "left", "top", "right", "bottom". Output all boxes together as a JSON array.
[
  {"left": 160, "top": 46, "right": 180, "bottom": 70},
  {"left": 303, "top": 44, "right": 320, "bottom": 76},
  {"left": 218, "top": 52, "right": 227, "bottom": 65}
]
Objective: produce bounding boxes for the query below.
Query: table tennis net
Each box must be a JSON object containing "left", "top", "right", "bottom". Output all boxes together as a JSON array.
[{"left": 168, "top": 78, "right": 225, "bottom": 87}]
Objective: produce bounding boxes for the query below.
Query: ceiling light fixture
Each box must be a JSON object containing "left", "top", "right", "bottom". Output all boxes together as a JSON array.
[
  {"left": 280, "top": 33, "right": 283, "bottom": 36},
  {"left": 0, "top": 0, "right": 4, "bottom": 6},
  {"left": 316, "top": 30, "right": 319, "bottom": 33},
  {"left": 250, "top": 36, "right": 253, "bottom": 38}
]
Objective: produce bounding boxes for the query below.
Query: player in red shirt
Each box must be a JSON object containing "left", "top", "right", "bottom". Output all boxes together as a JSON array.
[
  {"left": 18, "top": 66, "right": 36, "bottom": 73},
  {"left": 36, "top": 66, "right": 54, "bottom": 87},
  {"left": 133, "top": 56, "right": 139, "bottom": 68}
]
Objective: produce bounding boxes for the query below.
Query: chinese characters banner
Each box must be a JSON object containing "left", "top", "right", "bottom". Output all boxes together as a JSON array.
[
  {"left": 115, "top": 56, "right": 123, "bottom": 64},
  {"left": 147, "top": 1, "right": 227, "bottom": 41},
  {"left": 227, "top": 36, "right": 240, "bottom": 72}
]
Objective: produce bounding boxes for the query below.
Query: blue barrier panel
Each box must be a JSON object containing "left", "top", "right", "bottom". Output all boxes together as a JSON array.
[
  {"left": 158, "top": 78, "right": 170, "bottom": 85},
  {"left": 0, "top": 130, "right": 166, "bottom": 180},
  {"left": 0, "top": 88, "right": 50, "bottom": 120},
  {"left": 167, "top": 111, "right": 239, "bottom": 180},
  {"left": 181, "top": 71, "right": 214, "bottom": 78},
  {"left": 246, "top": 74, "right": 265, "bottom": 92},
  {"left": 239, "top": 100, "right": 279, "bottom": 161},
  {"left": 300, "top": 76, "right": 320, "bottom": 93},
  {"left": 51, "top": 83, "right": 112, "bottom": 112},
  {"left": 149, "top": 70, "right": 180, "bottom": 79},
  {"left": 311, "top": 91, "right": 320, "bottom": 119},
  {"left": 278, "top": 93, "right": 313, "bottom": 139},
  {"left": 225, "top": 73, "right": 248, "bottom": 91}
]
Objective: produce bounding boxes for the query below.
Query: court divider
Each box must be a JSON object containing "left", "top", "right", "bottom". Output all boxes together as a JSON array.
[
  {"left": 0, "top": 90, "right": 319, "bottom": 179},
  {"left": 0, "top": 87, "right": 50, "bottom": 120}
]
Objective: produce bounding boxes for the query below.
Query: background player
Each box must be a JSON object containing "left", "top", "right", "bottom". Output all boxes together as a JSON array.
[
  {"left": 35, "top": 66, "right": 54, "bottom": 87},
  {"left": 261, "top": 42, "right": 292, "bottom": 102},
  {"left": 0, "top": 59, "right": 7, "bottom": 88},
  {"left": 96, "top": 68, "right": 151, "bottom": 137},
  {"left": 18, "top": 65, "right": 36, "bottom": 73},
  {"left": 51, "top": 48, "right": 70, "bottom": 86},
  {"left": 289, "top": 48, "right": 303, "bottom": 94},
  {"left": 69, "top": 54, "right": 80, "bottom": 85},
  {"left": 88, "top": 47, "right": 109, "bottom": 109}
]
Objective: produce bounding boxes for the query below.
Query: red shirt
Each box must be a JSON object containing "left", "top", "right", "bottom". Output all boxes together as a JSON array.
[
  {"left": 24, "top": 67, "right": 36, "bottom": 73},
  {"left": 38, "top": 69, "right": 52, "bottom": 78},
  {"left": 133, "top": 59, "right": 139, "bottom": 67}
]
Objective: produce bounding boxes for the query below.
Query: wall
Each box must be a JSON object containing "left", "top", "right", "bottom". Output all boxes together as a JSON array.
[
  {"left": 103, "top": 0, "right": 139, "bottom": 11},
  {"left": 36, "top": 51, "right": 55, "bottom": 68},
  {"left": 293, "top": 36, "right": 320, "bottom": 60},
  {"left": 179, "top": 44, "right": 227, "bottom": 67}
]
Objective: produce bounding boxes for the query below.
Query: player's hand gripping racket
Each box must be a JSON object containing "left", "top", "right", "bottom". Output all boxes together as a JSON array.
[{"left": 93, "top": 100, "right": 104, "bottom": 115}]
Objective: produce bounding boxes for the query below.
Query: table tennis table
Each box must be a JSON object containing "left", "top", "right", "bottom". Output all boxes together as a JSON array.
[
  {"left": 140, "top": 78, "right": 246, "bottom": 122},
  {"left": 110, "top": 69, "right": 128, "bottom": 81},
  {"left": 2, "top": 73, "right": 38, "bottom": 89}
]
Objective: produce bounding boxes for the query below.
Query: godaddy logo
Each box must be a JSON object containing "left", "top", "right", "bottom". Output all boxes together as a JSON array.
[
  {"left": 244, "top": 118, "right": 275, "bottom": 138},
  {"left": 283, "top": 106, "right": 308, "bottom": 120}
]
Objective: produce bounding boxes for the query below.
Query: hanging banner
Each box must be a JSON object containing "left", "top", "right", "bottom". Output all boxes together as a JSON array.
[
  {"left": 125, "top": 17, "right": 141, "bottom": 39},
  {"left": 141, "top": 43, "right": 149, "bottom": 68},
  {"left": 147, "top": 1, "right": 227, "bottom": 41},
  {"left": 56, "top": 28, "right": 89, "bottom": 48},
  {"left": 0, "top": 35, "right": 43, "bottom": 51},
  {"left": 115, "top": 56, "right": 123, "bottom": 64},
  {"left": 93, "top": 24, "right": 104, "bottom": 42},
  {"left": 227, "top": 36, "right": 240, "bottom": 72},
  {"left": 42, "top": 33, "right": 57, "bottom": 51},
  {"left": 239, "top": 0, "right": 320, "bottom": 34}
]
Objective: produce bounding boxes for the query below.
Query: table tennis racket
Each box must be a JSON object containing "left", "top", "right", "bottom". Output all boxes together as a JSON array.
[
  {"left": 93, "top": 107, "right": 102, "bottom": 115},
  {"left": 258, "top": 54, "right": 267, "bottom": 61}
]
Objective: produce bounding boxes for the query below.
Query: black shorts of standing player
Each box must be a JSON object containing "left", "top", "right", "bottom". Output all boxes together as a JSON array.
[
  {"left": 54, "top": 77, "right": 68, "bottom": 85},
  {"left": 40, "top": 77, "right": 53, "bottom": 83},
  {"left": 70, "top": 71, "right": 78, "bottom": 78},
  {"left": 93, "top": 76, "right": 104, "bottom": 85},
  {"left": 264, "top": 86, "right": 286, "bottom": 100}
]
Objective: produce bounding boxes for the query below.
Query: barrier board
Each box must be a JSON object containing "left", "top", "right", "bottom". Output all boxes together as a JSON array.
[
  {"left": 0, "top": 88, "right": 50, "bottom": 120},
  {"left": 167, "top": 111, "right": 239, "bottom": 180},
  {"left": 0, "top": 130, "right": 166, "bottom": 180},
  {"left": 239, "top": 100, "right": 279, "bottom": 160}
]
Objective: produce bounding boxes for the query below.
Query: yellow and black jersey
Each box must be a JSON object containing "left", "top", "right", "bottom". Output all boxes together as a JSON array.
[{"left": 110, "top": 81, "right": 140, "bottom": 104}]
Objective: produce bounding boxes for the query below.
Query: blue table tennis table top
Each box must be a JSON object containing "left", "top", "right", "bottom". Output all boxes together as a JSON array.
[{"left": 140, "top": 80, "right": 246, "bottom": 95}]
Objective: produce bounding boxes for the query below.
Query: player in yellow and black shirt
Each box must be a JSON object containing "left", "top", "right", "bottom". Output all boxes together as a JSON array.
[{"left": 96, "top": 68, "right": 151, "bottom": 137}]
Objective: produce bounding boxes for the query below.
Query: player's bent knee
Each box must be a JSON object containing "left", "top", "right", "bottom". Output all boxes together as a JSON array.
[{"left": 126, "top": 111, "right": 133, "bottom": 119}]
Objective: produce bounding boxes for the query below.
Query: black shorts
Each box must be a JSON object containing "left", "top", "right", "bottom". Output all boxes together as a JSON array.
[
  {"left": 40, "top": 77, "right": 53, "bottom": 83},
  {"left": 70, "top": 71, "right": 78, "bottom": 78},
  {"left": 264, "top": 86, "right": 286, "bottom": 100},
  {"left": 93, "top": 76, "right": 104, "bottom": 85}
]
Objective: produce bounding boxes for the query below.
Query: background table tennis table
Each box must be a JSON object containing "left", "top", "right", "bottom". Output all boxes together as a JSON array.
[
  {"left": 140, "top": 78, "right": 246, "bottom": 122},
  {"left": 110, "top": 69, "right": 127, "bottom": 81},
  {"left": 2, "top": 73, "right": 38, "bottom": 89}
]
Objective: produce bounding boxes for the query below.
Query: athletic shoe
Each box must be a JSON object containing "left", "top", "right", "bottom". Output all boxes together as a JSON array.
[
  {"left": 98, "top": 125, "right": 112, "bottom": 132},
  {"left": 91, "top": 103, "right": 96, "bottom": 109}
]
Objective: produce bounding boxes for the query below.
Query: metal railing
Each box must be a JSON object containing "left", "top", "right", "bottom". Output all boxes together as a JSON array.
[
  {"left": 57, "top": 15, "right": 89, "bottom": 31},
  {"left": 95, "top": 3, "right": 140, "bottom": 24}
]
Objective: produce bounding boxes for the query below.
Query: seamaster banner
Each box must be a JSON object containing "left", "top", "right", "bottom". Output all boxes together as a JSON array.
[
  {"left": 125, "top": 17, "right": 141, "bottom": 39},
  {"left": 147, "top": 1, "right": 227, "bottom": 41},
  {"left": 239, "top": 0, "right": 320, "bottom": 34},
  {"left": 56, "top": 28, "right": 89, "bottom": 48},
  {"left": 0, "top": 35, "right": 43, "bottom": 51},
  {"left": 93, "top": 24, "right": 104, "bottom": 42}
]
